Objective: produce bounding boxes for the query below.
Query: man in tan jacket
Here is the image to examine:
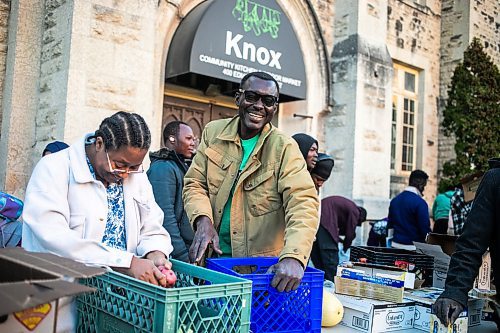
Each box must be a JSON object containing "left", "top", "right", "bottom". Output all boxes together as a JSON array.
[{"left": 183, "top": 72, "right": 319, "bottom": 292}]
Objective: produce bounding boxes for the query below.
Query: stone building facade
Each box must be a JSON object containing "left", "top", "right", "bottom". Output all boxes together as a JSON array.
[{"left": 0, "top": 0, "right": 498, "bottom": 219}]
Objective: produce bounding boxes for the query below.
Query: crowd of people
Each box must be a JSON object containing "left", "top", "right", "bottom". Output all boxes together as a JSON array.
[{"left": 0, "top": 70, "right": 497, "bottom": 331}]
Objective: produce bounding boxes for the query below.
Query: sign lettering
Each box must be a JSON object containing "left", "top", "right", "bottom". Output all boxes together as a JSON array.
[
  {"left": 232, "top": 0, "right": 281, "bottom": 39},
  {"left": 225, "top": 31, "right": 282, "bottom": 69}
]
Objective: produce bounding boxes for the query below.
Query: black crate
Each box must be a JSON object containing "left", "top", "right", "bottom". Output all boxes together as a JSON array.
[{"left": 350, "top": 246, "right": 434, "bottom": 285}]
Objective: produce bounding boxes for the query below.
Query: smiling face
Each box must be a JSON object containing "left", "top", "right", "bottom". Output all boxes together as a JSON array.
[{"left": 236, "top": 76, "right": 278, "bottom": 139}]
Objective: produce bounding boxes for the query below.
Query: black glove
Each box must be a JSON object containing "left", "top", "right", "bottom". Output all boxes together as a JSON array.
[{"left": 432, "top": 297, "right": 465, "bottom": 327}]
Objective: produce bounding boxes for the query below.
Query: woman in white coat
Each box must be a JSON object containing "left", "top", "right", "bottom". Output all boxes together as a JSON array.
[{"left": 22, "top": 111, "right": 173, "bottom": 332}]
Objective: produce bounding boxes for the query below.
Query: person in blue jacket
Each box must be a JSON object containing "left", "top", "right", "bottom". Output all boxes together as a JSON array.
[
  {"left": 388, "top": 169, "right": 431, "bottom": 250},
  {"left": 147, "top": 121, "right": 196, "bottom": 262}
]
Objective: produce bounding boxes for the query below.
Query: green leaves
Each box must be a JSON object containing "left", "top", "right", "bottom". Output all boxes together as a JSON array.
[{"left": 440, "top": 38, "right": 500, "bottom": 191}]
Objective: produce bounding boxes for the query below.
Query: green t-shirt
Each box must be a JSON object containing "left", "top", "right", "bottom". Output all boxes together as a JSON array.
[{"left": 219, "top": 134, "right": 260, "bottom": 256}]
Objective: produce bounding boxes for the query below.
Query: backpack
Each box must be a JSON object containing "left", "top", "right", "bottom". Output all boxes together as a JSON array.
[
  {"left": 0, "top": 191, "right": 23, "bottom": 247},
  {"left": 0, "top": 191, "right": 23, "bottom": 222}
]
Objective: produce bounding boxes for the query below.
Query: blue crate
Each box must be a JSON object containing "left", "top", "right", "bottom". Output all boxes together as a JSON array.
[
  {"left": 206, "top": 257, "right": 324, "bottom": 333},
  {"left": 77, "top": 259, "right": 252, "bottom": 333}
]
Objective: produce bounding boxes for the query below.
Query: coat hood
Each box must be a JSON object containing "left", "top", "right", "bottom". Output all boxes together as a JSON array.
[
  {"left": 488, "top": 158, "right": 500, "bottom": 169},
  {"left": 149, "top": 148, "right": 176, "bottom": 163}
]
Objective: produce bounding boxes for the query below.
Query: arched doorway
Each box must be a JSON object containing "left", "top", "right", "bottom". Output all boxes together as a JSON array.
[{"left": 156, "top": 0, "right": 330, "bottom": 144}]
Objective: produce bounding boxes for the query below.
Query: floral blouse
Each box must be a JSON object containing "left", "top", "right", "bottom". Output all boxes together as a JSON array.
[{"left": 86, "top": 157, "right": 127, "bottom": 250}]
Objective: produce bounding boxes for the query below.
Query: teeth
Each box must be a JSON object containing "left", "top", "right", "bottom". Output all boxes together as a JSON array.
[{"left": 248, "top": 113, "right": 264, "bottom": 119}]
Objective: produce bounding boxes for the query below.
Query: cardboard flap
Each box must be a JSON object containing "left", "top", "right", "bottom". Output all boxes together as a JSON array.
[
  {"left": 426, "top": 233, "right": 458, "bottom": 255},
  {"left": 0, "top": 248, "right": 106, "bottom": 278},
  {"left": 414, "top": 242, "right": 450, "bottom": 260},
  {"left": 0, "top": 280, "right": 95, "bottom": 316}
]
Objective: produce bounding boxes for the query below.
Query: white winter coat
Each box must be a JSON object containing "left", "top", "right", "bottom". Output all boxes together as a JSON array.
[{"left": 22, "top": 134, "right": 173, "bottom": 332}]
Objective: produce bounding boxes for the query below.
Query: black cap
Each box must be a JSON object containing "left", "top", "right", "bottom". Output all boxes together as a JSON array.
[{"left": 311, "top": 153, "right": 334, "bottom": 180}]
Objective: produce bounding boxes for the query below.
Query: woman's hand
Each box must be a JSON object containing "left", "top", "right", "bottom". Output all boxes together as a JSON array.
[{"left": 116, "top": 251, "right": 170, "bottom": 287}]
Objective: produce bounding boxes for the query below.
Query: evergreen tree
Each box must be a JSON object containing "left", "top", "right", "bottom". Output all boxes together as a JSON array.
[{"left": 440, "top": 38, "right": 500, "bottom": 190}]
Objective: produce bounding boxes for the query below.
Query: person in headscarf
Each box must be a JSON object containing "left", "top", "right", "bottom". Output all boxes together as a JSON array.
[
  {"left": 292, "top": 133, "right": 318, "bottom": 171},
  {"left": 310, "top": 153, "right": 334, "bottom": 191},
  {"left": 42, "top": 141, "right": 69, "bottom": 157}
]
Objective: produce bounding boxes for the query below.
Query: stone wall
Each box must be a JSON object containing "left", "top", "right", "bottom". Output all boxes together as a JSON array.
[
  {"left": 62, "top": 1, "right": 167, "bottom": 151},
  {"left": 386, "top": 0, "right": 441, "bottom": 202},
  {"left": 0, "top": 0, "right": 44, "bottom": 197},
  {"left": 310, "top": 0, "right": 335, "bottom": 54},
  {"left": 328, "top": 0, "right": 394, "bottom": 219},
  {"left": 0, "top": 0, "right": 10, "bottom": 136},
  {"left": 35, "top": 0, "right": 73, "bottom": 155},
  {"left": 471, "top": 0, "right": 500, "bottom": 65}
]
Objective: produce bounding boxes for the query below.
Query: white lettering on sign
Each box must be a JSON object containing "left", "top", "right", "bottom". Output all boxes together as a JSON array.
[
  {"left": 225, "top": 31, "right": 282, "bottom": 69},
  {"left": 198, "top": 54, "right": 302, "bottom": 90}
]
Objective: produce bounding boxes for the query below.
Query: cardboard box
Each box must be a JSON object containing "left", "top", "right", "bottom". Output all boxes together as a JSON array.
[
  {"left": 335, "top": 264, "right": 407, "bottom": 303},
  {"left": 0, "top": 248, "right": 106, "bottom": 332},
  {"left": 336, "top": 293, "right": 415, "bottom": 333},
  {"left": 461, "top": 173, "right": 483, "bottom": 203},
  {"left": 415, "top": 234, "right": 491, "bottom": 290},
  {"left": 404, "top": 287, "right": 483, "bottom": 331},
  {"left": 429, "top": 313, "right": 468, "bottom": 333},
  {"left": 474, "top": 251, "right": 491, "bottom": 290}
]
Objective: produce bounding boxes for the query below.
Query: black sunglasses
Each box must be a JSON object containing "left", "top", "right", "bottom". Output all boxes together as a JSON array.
[{"left": 239, "top": 89, "right": 278, "bottom": 107}]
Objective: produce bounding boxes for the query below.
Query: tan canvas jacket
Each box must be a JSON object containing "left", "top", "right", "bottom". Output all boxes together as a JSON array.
[{"left": 183, "top": 116, "right": 319, "bottom": 266}]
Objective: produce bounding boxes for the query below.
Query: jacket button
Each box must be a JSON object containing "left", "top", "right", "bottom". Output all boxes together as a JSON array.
[{"left": 293, "top": 248, "right": 299, "bottom": 253}]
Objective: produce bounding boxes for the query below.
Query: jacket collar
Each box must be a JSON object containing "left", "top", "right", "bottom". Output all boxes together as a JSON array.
[
  {"left": 404, "top": 186, "right": 423, "bottom": 197},
  {"left": 216, "top": 116, "right": 275, "bottom": 148},
  {"left": 69, "top": 133, "right": 99, "bottom": 184}
]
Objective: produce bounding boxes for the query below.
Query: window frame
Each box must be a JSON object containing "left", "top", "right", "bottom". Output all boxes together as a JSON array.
[{"left": 391, "top": 63, "right": 419, "bottom": 175}]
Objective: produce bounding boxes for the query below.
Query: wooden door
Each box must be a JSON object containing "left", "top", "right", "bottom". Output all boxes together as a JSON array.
[{"left": 162, "top": 94, "right": 236, "bottom": 143}]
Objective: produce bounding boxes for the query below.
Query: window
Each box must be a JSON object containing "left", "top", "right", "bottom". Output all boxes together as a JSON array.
[{"left": 391, "top": 63, "right": 419, "bottom": 173}]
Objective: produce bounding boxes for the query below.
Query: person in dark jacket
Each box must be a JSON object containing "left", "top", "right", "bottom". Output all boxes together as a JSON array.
[
  {"left": 292, "top": 133, "right": 318, "bottom": 171},
  {"left": 310, "top": 195, "right": 367, "bottom": 281},
  {"left": 433, "top": 158, "right": 500, "bottom": 328},
  {"left": 147, "top": 121, "right": 196, "bottom": 262},
  {"left": 388, "top": 170, "right": 431, "bottom": 250},
  {"left": 42, "top": 141, "right": 69, "bottom": 156},
  {"left": 311, "top": 153, "right": 334, "bottom": 191}
]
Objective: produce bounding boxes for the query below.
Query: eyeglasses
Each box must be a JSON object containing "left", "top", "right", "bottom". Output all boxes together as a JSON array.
[
  {"left": 239, "top": 89, "right": 278, "bottom": 107},
  {"left": 106, "top": 151, "right": 144, "bottom": 174}
]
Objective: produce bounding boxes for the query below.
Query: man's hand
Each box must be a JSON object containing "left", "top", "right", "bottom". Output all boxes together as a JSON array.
[
  {"left": 145, "top": 250, "right": 172, "bottom": 269},
  {"left": 432, "top": 297, "right": 465, "bottom": 327},
  {"left": 123, "top": 256, "right": 168, "bottom": 287},
  {"left": 189, "top": 216, "right": 222, "bottom": 264},
  {"left": 266, "top": 257, "right": 304, "bottom": 292}
]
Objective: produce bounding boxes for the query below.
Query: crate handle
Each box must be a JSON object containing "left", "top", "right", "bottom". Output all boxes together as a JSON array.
[
  {"left": 196, "top": 297, "right": 228, "bottom": 320},
  {"left": 106, "top": 285, "right": 128, "bottom": 301}
]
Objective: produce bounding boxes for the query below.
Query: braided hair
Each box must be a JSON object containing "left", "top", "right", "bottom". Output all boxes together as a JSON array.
[
  {"left": 94, "top": 111, "right": 151, "bottom": 151},
  {"left": 163, "top": 121, "right": 188, "bottom": 146}
]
